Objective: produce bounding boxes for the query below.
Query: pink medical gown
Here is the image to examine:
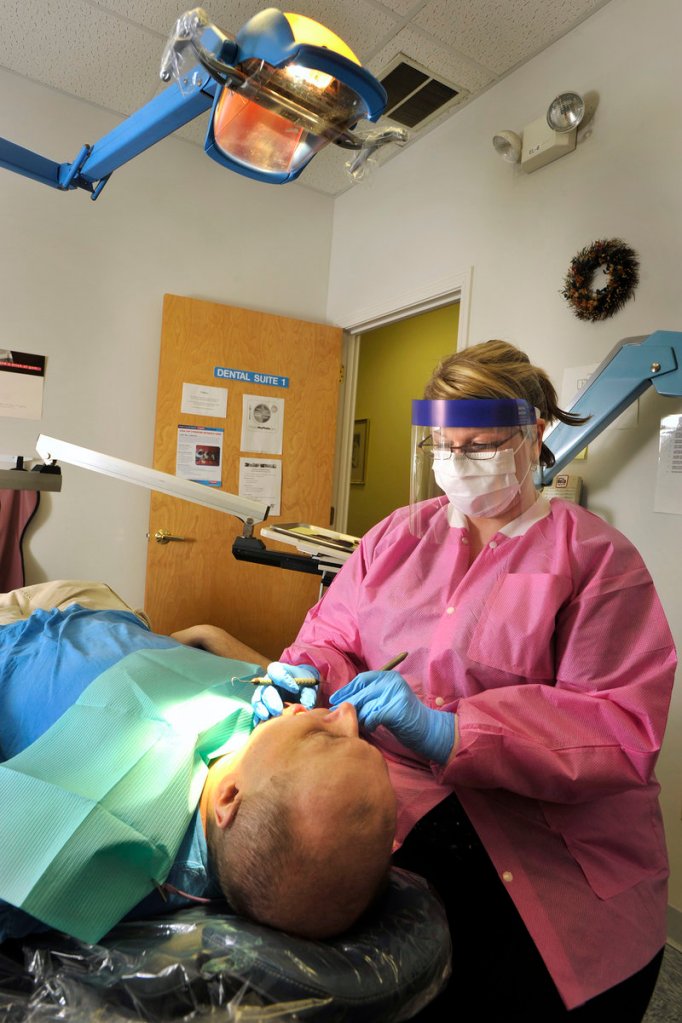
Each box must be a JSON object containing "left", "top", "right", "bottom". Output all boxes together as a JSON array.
[{"left": 281, "top": 496, "right": 676, "bottom": 1009}]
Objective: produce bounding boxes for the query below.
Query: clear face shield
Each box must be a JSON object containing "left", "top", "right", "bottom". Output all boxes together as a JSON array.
[{"left": 410, "top": 398, "right": 539, "bottom": 536}]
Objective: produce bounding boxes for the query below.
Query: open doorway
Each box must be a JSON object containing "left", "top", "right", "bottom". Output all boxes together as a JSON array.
[
  {"left": 346, "top": 302, "right": 459, "bottom": 537},
  {"left": 331, "top": 267, "right": 472, "bottom": 535}
]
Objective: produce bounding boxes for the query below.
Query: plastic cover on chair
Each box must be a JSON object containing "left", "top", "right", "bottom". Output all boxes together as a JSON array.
[{"left": 0, "top": 868, "right": 451, "bottom": 1022}]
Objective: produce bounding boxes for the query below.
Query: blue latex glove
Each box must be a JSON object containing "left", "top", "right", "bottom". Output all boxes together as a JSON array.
[
  {"left": 251, "top": 662, "right": 320, "bottom": 725},
  {"left": 329, "top": 670, "right": 455, "bottom": 764}
]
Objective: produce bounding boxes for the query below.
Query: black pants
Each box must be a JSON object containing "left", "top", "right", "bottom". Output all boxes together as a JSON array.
[{"left": 391, "top": 793, "right": 663, "bottom": 1022}]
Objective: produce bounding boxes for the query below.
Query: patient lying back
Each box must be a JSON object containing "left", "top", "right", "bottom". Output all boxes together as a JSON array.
[
  {"left": 0, "top": 583, "right": 396, "bottom": 944},
  {"left": 204, "top": 703, "right": 397, "bottom": 938},
  {"left": 173, "top": 622, "right": 398, "bottom": 936}
]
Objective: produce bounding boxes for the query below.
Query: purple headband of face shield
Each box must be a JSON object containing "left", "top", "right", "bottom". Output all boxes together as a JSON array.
[{"left": 411, "top": 398, "right": 537, "bottom": 427}]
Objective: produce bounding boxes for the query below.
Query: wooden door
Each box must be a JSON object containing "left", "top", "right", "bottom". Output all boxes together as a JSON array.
[{"left": 144, "top": 294, "right": 342, "bottom": 661}]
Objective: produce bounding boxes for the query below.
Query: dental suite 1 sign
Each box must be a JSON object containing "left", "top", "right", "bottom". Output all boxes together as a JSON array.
[{"left": 214, "top": 367, "right": 289, "bottom": 389}]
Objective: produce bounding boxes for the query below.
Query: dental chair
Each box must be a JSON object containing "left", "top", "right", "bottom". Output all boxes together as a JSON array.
[
  {"left": 0, "top": 867, "right": 450, "bottom": 1021},
  {"left": 0, "top": 581, "right": 451, "bottom": 1018}
]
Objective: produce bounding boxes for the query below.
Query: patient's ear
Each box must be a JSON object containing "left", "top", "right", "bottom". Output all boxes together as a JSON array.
[{"left": 213, "top": 779, "right": 242, "bottom": 831}]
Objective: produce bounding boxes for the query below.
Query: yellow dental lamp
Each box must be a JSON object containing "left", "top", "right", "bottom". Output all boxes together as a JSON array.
[{"left": 0, "top": 7, "right": 405, "bottom": 197}]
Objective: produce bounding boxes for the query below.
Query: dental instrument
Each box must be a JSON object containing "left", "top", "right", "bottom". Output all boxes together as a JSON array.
[{"left": 248, "top": 652, "right": 409, "bottom": 708}]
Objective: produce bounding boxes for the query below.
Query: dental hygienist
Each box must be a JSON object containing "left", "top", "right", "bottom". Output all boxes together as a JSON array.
[{"left": 273, "top": 340, "right": 676, "bottom": 1021}]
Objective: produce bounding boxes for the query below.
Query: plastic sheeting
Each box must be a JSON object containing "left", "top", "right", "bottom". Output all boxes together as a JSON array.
[{"left": 0, "top": 869, "right": 451, "bottom": 1022}]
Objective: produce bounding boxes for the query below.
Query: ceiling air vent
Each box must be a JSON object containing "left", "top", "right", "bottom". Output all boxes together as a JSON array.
[{"left": 378, "top": 57, "right": 461, "bottom": 129}]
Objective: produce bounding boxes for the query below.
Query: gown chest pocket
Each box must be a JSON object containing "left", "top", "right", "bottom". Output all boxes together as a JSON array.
[{"left": 467, "top": 573, "right": 572, "bottom": 680}]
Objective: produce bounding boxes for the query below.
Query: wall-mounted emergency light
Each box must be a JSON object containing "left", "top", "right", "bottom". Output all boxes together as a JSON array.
[
  {"left": 0, "top": 7, "right": 407, "bottom": 198},
  {"left": 492, "top": 91, "right": 590, "bottom": 174}
]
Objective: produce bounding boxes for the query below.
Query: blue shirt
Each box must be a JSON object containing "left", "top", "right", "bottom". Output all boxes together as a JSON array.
[{"left": 0, "top": 606, "right": 224, "bottom": 943}]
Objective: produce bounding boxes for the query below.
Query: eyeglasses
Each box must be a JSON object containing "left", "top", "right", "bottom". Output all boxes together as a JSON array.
[{"left": 417, "top": 431, "right": 521, "bottom": 461}]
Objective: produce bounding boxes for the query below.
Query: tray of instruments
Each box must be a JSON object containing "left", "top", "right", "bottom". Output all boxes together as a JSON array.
[{"left": 260, "top": 523, "right": 360, "bottom": 563}]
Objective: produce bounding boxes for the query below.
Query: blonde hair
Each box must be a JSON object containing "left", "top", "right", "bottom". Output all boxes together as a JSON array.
[{"left": 424, "top": 340, "right": 588, "bottom": 467}]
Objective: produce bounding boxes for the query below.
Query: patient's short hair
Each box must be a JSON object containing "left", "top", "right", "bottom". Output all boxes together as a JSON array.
[{"left": 208, "top": 773, "right": 393, "bottom": 939}]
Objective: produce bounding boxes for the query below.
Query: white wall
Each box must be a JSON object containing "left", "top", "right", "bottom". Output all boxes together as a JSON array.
[
  {"left": 1, "top": 69, "right": 333, "bottom": 605},
  {"left": 328, "top": 0, "right": 682, "bottom": 930}
]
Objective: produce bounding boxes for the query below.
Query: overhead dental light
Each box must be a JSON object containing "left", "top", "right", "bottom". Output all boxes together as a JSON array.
[{"left": 0, "top": 7, "right": 407, "bottom": 197}]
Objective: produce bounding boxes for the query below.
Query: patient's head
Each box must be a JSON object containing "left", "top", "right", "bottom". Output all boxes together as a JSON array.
[{"left": 206, "top": 703, "right": 397, "bottom": 939}]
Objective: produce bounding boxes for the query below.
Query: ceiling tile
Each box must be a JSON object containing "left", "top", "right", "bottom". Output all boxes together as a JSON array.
[
  {"left": 90, "top": 0, "right": 189, "bottom": 36},
  {"left": 92, "top": 1, "right": 401, "bottom": 58},
  {"left": 372, "top": 0, "right": 429, "bottom": 15},
  {"left": 91, "top": 2, "right": 286, "bottom": 38},
  {"left": 1, "top": 0, "right": 161, "bottom": 114},
  {"left": 280, "top": 1, "right": 401, "bottom": 57},
  {"left": 414, "top": 0, "right": 610, "bottom": 75}
]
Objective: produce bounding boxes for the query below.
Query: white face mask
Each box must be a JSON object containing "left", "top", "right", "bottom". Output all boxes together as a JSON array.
[{"left": 432, "top": 439, "right": 532, "bottom": 518}]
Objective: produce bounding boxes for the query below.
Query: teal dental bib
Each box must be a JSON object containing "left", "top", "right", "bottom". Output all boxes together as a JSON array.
[{"left": 0, "top": 645, "right": 257, "bottom": 942}]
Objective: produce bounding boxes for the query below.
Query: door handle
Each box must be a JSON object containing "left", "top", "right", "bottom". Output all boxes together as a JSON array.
[{"left": 149, "top": 528, "right": 187, "bottom": 545}]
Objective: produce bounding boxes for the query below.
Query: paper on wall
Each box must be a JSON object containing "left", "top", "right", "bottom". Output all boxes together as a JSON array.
[
  {"left": 181, "top": 382, "right": 227, "bottom": 418},
  {"left": 654, "top": 414, "right": 682, "bottom": 514},
  {"left": 240, "top": 394, "right": 284, "bottom": 455},
  {"left": 175, "top": 425, "right": 223, "bottom": 486},
  {"left": 239, "top": 457, "right": 282, "bottom": 516},
  {"left": 0, "top": 350, "right": 46, "bottom": 421}
]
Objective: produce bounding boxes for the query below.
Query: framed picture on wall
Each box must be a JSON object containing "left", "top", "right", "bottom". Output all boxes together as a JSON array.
[{"left": 351, "top": 419, "right": 369, "bottom": 485}]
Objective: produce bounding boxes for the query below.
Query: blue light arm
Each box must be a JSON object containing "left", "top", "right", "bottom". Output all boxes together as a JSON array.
[
  {"left": 0, "top": 138, "right": 65, "bottom": 190},
  {"left": 78, "top": 76, "right": 217, "bottom": 185},
  {"left": 0, "top": 9, "right": 400, "bottom": 195},
  {"left": 0, "top": 72, "right": 217, "bottom": 198},
  {"left": 541, "top": 330, "right": 682, "bottom": 483}
]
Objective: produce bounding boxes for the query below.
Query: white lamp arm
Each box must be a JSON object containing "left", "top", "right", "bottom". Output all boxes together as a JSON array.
[{"left": 35, "top": 435, "right": 269, "bottom": 524}]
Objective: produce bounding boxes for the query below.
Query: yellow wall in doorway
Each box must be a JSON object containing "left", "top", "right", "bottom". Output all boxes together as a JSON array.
[{"left": 347, "top": 303, "right": 459, "bottom": 537}]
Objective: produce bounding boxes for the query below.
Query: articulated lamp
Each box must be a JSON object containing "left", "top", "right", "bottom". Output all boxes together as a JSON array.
[
  {"left": 0, "top": 7, "right": 406, "bottom": 196},
  {"left": 33, "top": 435, "right": 269, "bottom": 524},
  {"left": 30, "top": 435, "right": 346, "bottom": 585}
]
